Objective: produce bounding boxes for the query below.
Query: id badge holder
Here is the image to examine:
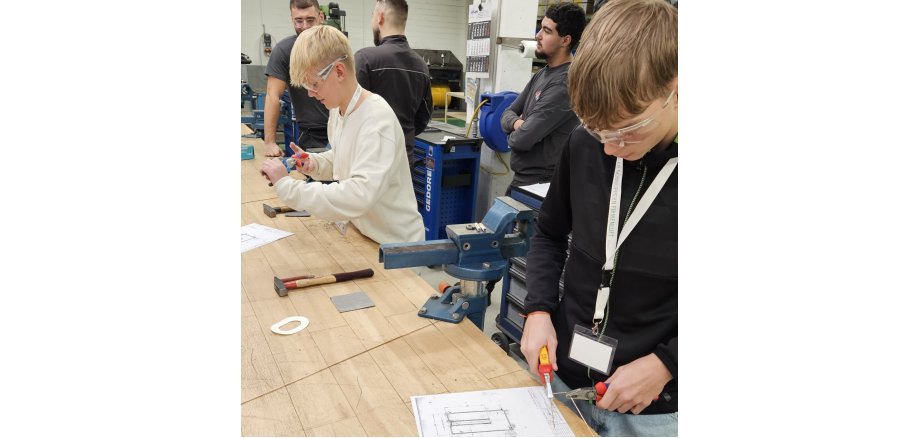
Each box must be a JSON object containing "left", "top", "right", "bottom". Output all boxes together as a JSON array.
[
  {"left": 333, "top": 220, "right": 348, "bottom": 236},
  {"left": 569, "top": 324, "right": 618, "bottom": 375}
]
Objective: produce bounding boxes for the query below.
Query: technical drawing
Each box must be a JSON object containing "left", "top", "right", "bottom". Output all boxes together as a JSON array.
[
  {"left": 412, "top": 387, "right": 573, "bottom": 437},
  {"left": 241, "top": 223, "right": 293, "bottom": 253},
  {"left": 443, "top": 405, "right": 514, "bottom": 436}
]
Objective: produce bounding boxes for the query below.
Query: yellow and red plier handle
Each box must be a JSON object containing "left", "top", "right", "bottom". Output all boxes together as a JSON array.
[{"left": 538, "top": 346, "right": 553, "bottom": 384}]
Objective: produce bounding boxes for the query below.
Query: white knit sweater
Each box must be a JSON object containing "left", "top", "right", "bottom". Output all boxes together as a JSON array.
[{"left": 273, "top": 93, "right": 425, "bottom": 244}]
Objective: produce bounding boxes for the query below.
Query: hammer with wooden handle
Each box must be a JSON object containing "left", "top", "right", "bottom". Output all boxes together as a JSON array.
[
  {"left": 263, "top": 203, "right": 296, "bottom": 218},
  {"left": 274, "top": 268, "right": 375, "bottom": 297}
]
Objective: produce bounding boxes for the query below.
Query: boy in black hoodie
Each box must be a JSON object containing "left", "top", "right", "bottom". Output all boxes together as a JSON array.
[{"left": 519, "top": 0, "right": 678, "bottom": 435}]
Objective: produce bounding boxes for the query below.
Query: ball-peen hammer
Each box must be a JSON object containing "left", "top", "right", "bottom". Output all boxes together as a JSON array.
[{"left": 274, "top": 268, "right": 375, "bottom": 297}]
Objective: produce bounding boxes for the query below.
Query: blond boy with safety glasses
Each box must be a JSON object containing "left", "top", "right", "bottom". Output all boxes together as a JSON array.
[{"left": 260, "top": 25, "right": 424, "bottom": 245}]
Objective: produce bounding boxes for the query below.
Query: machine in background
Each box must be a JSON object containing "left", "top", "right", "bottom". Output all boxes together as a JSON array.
[
  {"left": 414, "top": 49, "right": 464, "bottom": 112},
  {"left": 322, "top": 2, "right": 347, "bottom": 36}
]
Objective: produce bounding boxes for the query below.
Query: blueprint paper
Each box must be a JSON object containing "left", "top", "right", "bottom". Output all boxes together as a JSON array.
[
  {"left": 412, "top": 386, "right": 575, "bottom": 437},
  {"left": 240, "top": 223, "right": 293, "bottom": 253}
]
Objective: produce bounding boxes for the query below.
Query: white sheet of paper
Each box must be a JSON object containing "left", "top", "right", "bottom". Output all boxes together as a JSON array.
[
  {"left": 570, "top": 333, "right": 614, "bottom": 373},
  {"left": 240, "top": 223, "right": 293, "bottom": 253},
  {"left": 412, "top": 386, "right": 574, "bottom": 437},
  {"left": 519, "top": 182, "right": 550, "bottom": 199}
]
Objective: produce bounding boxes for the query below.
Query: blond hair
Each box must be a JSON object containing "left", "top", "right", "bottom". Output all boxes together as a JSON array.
[
  {"left": 289, "top": 25, "right": 355, "bottom": 88},
  {"left": 569, "top": 0, "right": 677, "bottom": 129}
]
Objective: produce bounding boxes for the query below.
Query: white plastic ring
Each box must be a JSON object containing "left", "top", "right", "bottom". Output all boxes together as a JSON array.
[{"left": 270, "top": 316, "right": 309, "bottom": 335}]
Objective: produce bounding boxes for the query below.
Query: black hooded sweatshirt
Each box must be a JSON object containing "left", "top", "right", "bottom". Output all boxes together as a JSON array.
[{"left": 522, "top": 127, "right": 678, "bottom": 415}]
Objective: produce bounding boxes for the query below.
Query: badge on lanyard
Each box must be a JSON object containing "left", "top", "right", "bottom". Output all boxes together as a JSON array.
[{"left": 570, "top": 323, "right": 618, "bottom": 374}]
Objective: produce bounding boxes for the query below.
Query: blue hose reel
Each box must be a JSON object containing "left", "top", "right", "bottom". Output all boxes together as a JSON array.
[{"left": 477, "top": 91, "right": 519, "bottom": 153}]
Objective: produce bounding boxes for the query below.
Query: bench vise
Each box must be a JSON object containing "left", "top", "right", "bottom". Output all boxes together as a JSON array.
[{"left": 379, "top": 196, "right": 534, "bottom": 329}]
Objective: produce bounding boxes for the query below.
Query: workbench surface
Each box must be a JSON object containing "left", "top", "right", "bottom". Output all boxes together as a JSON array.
[{"left": 240, "top": 125, "right": 595, "bottom": 436}]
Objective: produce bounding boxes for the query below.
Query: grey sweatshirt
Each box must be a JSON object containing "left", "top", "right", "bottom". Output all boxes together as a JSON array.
[{"left": 500, "top": 62, "right": 579, "bottom": 186}]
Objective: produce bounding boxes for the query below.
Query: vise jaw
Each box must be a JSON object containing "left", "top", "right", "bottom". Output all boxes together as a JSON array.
[
  {"left": 378, "top": 196, "right": 534, "bottom": 328},
  {"left": 379, "top": 196, "right": 534, "bottom": 281}
]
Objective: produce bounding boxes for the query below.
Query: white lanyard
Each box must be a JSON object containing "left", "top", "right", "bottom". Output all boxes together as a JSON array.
[
  {"left": 332, "top": 85, "right": 364, "bottom": 148},
  {"left": 594, "top": 156, "right": 678, "bottom": 321},
  {"left": 342, "top": 84, "right": 363, "bottom": 119},
  {"left": 329, "top": 85, "right": 365, "bottom": 234}
]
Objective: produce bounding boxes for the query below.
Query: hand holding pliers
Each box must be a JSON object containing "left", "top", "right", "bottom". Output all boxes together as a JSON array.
[{"left": 561, "top": 382, "right": 609, "bottom": 402}]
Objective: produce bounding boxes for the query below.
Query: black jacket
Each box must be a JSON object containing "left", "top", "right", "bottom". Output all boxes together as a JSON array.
[
  {"left": 355, "top": 35, "right": 433, "bottom": 161},
  {"left": 523, "top": 127, "right": 678, "bottom": 414}
]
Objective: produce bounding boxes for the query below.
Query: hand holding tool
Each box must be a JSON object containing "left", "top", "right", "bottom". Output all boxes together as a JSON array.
[
  {"left": 288, "top": 143, "right": 316, "bottom": 174},
  {"left": 274, "top": 268, "right": 375, "bottom": 297},
  {"left": 539, "top": 346, "right": 553, "bottom": 398},
  {"left": 291, "top": 151, "right": 308, "bottom": 169},
  {"left": 262, "top": 157, "right": 298, "bottom": 186},
  {"left": 563, "top": 382, "right": 608, "bottom": 403},
  {"left": 560, "top": 381, "right": 659, "bottom": 403}
]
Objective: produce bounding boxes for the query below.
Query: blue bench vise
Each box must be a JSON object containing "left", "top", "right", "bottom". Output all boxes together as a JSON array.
[{"left": 378, "top": 196, "right": 534, "bottom": 330}]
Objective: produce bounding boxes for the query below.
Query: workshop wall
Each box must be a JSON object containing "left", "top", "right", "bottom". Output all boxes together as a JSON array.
[{"left": 242, "top": 0, "right": 468, "bottom": 73}]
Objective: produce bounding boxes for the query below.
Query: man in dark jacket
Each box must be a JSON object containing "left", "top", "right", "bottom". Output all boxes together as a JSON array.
[
  {"left": 499, "top": 3, "right": 585, "bottom": 189},
  {"left": 519, "top": 0, "right": 678, "bottom": 436},
  {"left": 354, "top": 0, "right": 432, "bottom": 169}
]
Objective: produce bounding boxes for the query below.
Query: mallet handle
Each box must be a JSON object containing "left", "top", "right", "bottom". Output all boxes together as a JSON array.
[
  {"left": 280, "top": 274, "right": 314, "bottom": 282},
  {"left": 285, "top": 276, "right": 336, "bottom": 289},
  {"left": 284, "top": 269, "right": 375, "bottom": 290}
]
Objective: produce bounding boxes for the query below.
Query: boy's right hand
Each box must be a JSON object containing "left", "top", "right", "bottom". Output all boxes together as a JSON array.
[
  {"left": 520, "top": 312, "right": 558, "bottom": 377},
  {"left": 289, "top": 142, "right": 316, "bottom": 173}
]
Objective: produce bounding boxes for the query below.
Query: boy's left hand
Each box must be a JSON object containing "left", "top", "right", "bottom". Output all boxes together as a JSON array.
[
  {"left": 596, "top": 353, "right": 673, "bottom": 414},
  {"left": 288, "top": 142, "right": 316, "bottom": 173},
  {"left": 260, "top": 158, "right": 288, "bottom": 185}
]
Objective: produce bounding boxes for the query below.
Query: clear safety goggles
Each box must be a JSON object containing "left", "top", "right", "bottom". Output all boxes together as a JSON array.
[
  {"left": 305, "top": 55, "right": 347, "bottom": 92},
  {"left": 582, "top": 89, "right": 676, "bottom": 147}
]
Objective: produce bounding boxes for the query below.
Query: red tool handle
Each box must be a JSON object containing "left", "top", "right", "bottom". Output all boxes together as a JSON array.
[
  {"left": 292, "top": 152, "right": 308, "bottom": 169},
  {"left": 594, "top": 382, "right": 608, "bottom": 403},
  {"left": 593, "top": 381, "right": 659, "bottom": 403}
]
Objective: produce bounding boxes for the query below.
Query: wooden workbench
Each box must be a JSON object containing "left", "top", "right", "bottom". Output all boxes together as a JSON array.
[{"left": 240, "top": 125, "right": 595, "bottom": 436}]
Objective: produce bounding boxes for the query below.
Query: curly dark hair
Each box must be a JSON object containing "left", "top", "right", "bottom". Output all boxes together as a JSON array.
[{"left": 544, "top": 3, "right": 587, "bottom": 52}]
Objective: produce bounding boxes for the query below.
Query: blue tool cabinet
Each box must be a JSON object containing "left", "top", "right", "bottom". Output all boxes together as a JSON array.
[{"left": 412, "top": 128, "right": 482, "bottom": 241}]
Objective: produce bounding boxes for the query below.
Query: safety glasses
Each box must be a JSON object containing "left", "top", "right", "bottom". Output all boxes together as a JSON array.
[
  {"left": 305, "top": 55, "right": 347, "bottom": 92},
  {"left": 582, "top": 88, "right": 676, "bottom": 147}
]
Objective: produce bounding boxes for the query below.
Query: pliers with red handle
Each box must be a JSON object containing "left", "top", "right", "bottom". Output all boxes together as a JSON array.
[
  {"left": 563, "top": 382, "right": 610, "bottom": 403},
  {"left": 564, "top": 382, "right": 663, "bottom": 403}
]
